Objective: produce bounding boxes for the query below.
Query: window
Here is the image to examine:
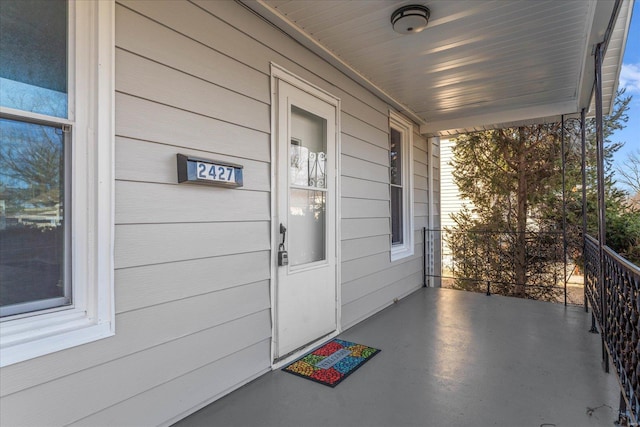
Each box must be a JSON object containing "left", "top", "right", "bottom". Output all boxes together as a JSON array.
[
  {"left": 0, "top": 0, "right": 114, "bottom": 366},
  {"left": 389, "top": 111, "right": 413, "bottom": 261},
  {"left": 1, "top": 0, "right": 70, "bottom": 318}
]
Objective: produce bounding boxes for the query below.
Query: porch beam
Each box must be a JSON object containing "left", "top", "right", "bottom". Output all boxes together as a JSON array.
[
  {"left": 594, "top": 41, "right": 609, "bottom": 372},
  {"left": 419, "top": 100, "right": 577, "bottom": 136},
  {"left": 561, "top": 115, "right": 568, "bottom": 306},
  {"left": 580, "top": 108, "right": 587, "bottom": 312},
  {"left": 426, "top": 136, "right": 439, "bottom": 287}
]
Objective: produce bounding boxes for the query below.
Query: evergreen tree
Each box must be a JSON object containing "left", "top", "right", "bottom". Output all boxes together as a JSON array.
[
  {"left": 447, "top": 91, "right": 638, "bottom": 301},
  {"left": 449, "top": 124, "right": 564, "bottom": 300}
]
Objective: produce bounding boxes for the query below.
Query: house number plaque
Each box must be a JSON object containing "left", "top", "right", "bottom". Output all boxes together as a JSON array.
[{"left": 177, "top": 154, "right": 243, "bottom": 188}]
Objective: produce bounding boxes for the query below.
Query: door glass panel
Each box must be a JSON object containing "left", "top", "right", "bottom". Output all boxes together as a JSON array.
[
  {"left": 289, "top": 105, "right": 327, "bottom": 266},
  {"left": 289, "top": 189, "right": 326, "bottom": 266},
  {"left": 290, "top": 106, "right": 326, "bottom": 188}
]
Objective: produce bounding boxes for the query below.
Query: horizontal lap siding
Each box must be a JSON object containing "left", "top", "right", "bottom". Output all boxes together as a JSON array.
[
  {"left": 440, "top": 138, "right": 457, "bottom": 230},
  {"left": 0, "top": 1, "right": 433, "bottom": 425},
  {"left": 1, "top": 284, "right": 271, "bottom": 423},
  {"left": 116, "top": 49, "right": 269, "bottom": 133},
  {"left": 340, "top": 121, "right": 429, "bottom": 329},
  {"left": 115, "top": 94, "right": 270, "bottom": 162},
  {"left": 115, "top": 251, "right": 270, "bottom": 313},
  {"left": 115, "top": 222, "right": 270, "bottom": 269},
  {"left": 112, "top": 10, "right": 276, "bottom": 415},
  {"left": 70, "top": 340, "right": 272, "bottom": 427},
  {"left": 1, "top": 3, "right": 274, "bottom": 425},
  {"left": 115, "top": 181, "right": 270, "bottom": 224},
  {"left": 342, "top": 134, "right": 388, "bottom": 166},
  {"left": 115, "top": 136, "right": 271, "bottom": 191},
  {"left": 415, "top": 134, "right": 430, "bottom": 230},
  {"left": 342, "top": 271, "right": 424, "bottom": 328},
  {"left": 341, "top": 235, "right": 390, "bottom": 262},
  {"left": 343, "top": 259, "right": 424, "bottom": 306},
  {"left": 4, "top": 310, "right": 272, "bottom": 427}
]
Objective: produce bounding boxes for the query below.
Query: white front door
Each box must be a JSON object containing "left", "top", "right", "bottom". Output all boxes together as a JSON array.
[{"left": 274, "top": 77, "right": 338, "bottom": 360}]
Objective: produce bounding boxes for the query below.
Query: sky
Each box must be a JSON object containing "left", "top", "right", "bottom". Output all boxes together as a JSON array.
[{"left": 612, "top": 0, "right": 640, "bottom": 193}]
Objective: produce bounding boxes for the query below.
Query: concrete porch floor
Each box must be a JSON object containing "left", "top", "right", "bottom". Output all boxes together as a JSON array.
[{"left": 174, "top": 288, "right": 621, "bottom": 427}]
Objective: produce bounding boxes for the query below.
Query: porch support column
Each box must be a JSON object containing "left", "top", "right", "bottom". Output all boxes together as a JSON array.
[
  {"left": 580, "top": 108, "right": 587, "bottom": 312},
  {"left": 427, "top": 136, "right": 440, "bottom": 287},
  {"left": 561, "top": 115, "right": 567, "bottom": 306},
  {"left": 594, "top": 41, "right": 609, "bottom": 372}
]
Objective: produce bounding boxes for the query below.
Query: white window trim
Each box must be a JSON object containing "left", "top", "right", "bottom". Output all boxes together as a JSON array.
[
  {"left": 390, "top": 111, "right": 414, "bottom": 262},
  {"left": 0, "top": 0, "right": 115, "bottom": 367}
]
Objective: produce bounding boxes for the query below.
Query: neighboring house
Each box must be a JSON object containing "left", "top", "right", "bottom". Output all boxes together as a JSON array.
[
  {"left": 440, "top": 138, "right": 458, "bottom": 234},
  {"left": 0, "top": 1, "right": 631, "bottom": 425},
  {"left": 439, "top": 137, "right": 471, "bottom": 267}
]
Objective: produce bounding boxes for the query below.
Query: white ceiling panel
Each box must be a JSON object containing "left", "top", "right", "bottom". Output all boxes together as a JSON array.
[{"left": 245, "top": 0, "right": 632, "bottom": 135}]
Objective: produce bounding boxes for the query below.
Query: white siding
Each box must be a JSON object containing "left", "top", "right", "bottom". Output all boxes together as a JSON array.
[
  {"left": 0, "top": 1, "right": 437, "bottom": 425},
  {"left": 440, "top": 137, "right": 471, "bottom": 263},
  {"left": 440, "top": 138, "right": 459, "bottom": 231},
  {"left": 341, "top": 125, "right": 429, "bottom": 329}
]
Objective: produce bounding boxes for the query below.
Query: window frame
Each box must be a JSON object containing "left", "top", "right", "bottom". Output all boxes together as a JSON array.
[
  {"left": 0, "top": 0, "right": 115, "bottom": 367},
  {"left": 389, "top": 111, "right": 414, "bottom": 261}
]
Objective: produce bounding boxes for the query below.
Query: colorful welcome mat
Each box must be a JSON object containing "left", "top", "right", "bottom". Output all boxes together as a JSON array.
[{"left": 282, "top": 339, "right": 380, "bottom": 387}]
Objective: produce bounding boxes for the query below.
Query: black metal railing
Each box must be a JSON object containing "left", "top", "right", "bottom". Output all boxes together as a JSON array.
[
  {"left": 426, "top": 228, "right": 576, "bottom": 304},
  {"left": 585, "top": 234, "right": 640, "bottom": 424}
]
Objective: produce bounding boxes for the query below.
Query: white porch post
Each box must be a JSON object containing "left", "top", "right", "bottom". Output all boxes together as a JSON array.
[
  {"left": 594, "top": 41, "right": 609, "bottom": 372},
  {"left": 427, "top": 136, "right": 441, "bottom": 287}
]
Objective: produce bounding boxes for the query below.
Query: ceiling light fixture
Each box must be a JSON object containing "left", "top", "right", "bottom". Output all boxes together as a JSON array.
[{"left": 391, "top": 4, "right": 430, "bottom": 35}]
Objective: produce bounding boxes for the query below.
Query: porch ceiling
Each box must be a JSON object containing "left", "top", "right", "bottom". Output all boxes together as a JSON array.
[{"left": 242, "top": 0, "right": 633, "bottom": 136}]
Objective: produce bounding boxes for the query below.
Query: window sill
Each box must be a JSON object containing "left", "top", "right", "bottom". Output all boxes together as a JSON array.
[
  {"left": 0, "top": 310, "right": 114, "bottom": 367},
  {"left": 391, "top": 245, "right": 414, "bottom": 262}
]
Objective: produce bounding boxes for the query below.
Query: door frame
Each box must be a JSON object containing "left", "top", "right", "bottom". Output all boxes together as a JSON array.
[{"left": 269, "top": 63, "right": 342, "bottom": 368}]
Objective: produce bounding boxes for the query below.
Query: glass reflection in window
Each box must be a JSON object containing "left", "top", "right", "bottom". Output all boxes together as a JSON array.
[{"left": 0, "top": 118, "right": 69, "bottom": 315}]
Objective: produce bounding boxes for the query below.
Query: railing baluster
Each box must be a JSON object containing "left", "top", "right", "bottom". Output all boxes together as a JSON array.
[{"left": 585, "top": 234, "right": 640, "bottom": 425}]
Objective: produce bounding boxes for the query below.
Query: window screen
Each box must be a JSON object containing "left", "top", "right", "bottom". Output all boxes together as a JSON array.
[{"left": 0, "top": 0, "right": 71, "bottom": 317}]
